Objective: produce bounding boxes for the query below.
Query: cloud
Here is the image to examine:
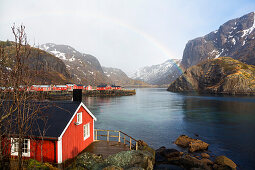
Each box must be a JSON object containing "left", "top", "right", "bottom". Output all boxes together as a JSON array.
[{"left": 1, "top": 0, "right": 255, "bottom": 73}]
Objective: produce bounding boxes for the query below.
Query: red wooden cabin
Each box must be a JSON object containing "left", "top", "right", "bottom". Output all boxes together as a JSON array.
[
  {"left": 66, "top": 84, "right": 75, "bottom": 91},
  {"left": 6, "top": 101, "right": 97, "bottom": 164},
  {"left": 75, "top": 84, "right": 84, "bottom": 90},
  {"left": 111, "top": 85, "right": 122, "bottom": 90},
  {"left": 96, "top": 84, "right": 112, "bottom": 90},
  {"left": 30, "top": 85, "right": 51, "bottom": 91},
  {"left": 52, "top": 85, "right": 68, "bottom": 91},
  {"left": 84, "top": 85, "right": 92, "bottom": 90}
]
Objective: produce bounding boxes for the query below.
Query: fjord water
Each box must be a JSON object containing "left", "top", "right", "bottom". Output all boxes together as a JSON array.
[{"left": 83, "top": 88, "right": 255, "bottom": 169}]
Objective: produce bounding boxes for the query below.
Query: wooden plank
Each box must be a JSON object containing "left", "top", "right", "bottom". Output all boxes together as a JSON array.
[{"left": 83, "top": 141, "right": 129, "bottom": 158}]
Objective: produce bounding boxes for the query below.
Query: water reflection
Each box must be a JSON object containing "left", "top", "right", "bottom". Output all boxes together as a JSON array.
[
  {"left": 82, "top": 89, "right": 255, "bottom": 169},
  {"left": 182, "top": 95, "right": 255, "bottom": 169}
]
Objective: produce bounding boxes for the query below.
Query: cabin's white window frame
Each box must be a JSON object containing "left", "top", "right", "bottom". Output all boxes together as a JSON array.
[
  {"left": 77, "top": 112, "right": 82, "bottom": 125},
  {"left": 11, "top": 138, "right": 30, "bottom": 157},
  {"left": 83, "top": 123, "right": 90, "bottom": 140}
]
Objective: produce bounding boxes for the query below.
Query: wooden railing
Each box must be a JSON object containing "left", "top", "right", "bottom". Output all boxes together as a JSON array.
[{"left": 94, "top": 129, "right": 138, "bottom": 150}]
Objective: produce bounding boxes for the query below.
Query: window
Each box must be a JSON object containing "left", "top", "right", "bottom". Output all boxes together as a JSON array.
[
  {"left": 77, "top": 112, "right": 82, "bottom": 124},
  {"left": 83, "top": 123, "right": 90, "bottom": 140},
  {"left": 11, "top": 138, "right": 30, "bottom": 157}
]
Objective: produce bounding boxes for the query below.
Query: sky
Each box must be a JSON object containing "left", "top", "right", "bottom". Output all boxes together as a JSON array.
[{"left": 1, "top": 0, "right": 255, "bottom": 74}]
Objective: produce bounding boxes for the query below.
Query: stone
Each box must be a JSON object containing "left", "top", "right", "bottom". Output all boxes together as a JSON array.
[
  {"left": 127, "top": 167, "right": 145, "bottom": 170},
  {"left": 180, "top": 155, "right": 212, "bottom": 170},
  {"left": 214, "top": 156, "right": 237, "bottom": 170},
  {"left": 188, "top": 140, "right": 209, "bottom": 152},
  {"left": 155, "top": 146, "right": 166, "bottom": 154},
  {"left": 175, "top": 135, "right": 194, "bottom": 148},
  {"left": 103, "top": 165, "right": 124, "bottom": 170},
  {"left": 161, "top": 149, "right": 181, "bottom": 158},
  {"left": 174, "top": 135, "right": 209, "bottom": 152},
  {"left": 201, "top": 153, "right": 210, "bottom": 159},
  {"left": 200, "top": 158, "right": 213, "bottom": 165},
  {"left": 106, "top": 150, "right": 154, "bottom": 170}
]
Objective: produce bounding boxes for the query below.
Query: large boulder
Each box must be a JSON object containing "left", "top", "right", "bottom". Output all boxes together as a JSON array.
[
  {"left": 174, "top": 135, "right": 209, "bottom": 152},
  {"left": 189, "top": 140, "right": 209, "bottom": 152},
  {"left": 214, "top": 156, "right": 237, "bottom": 170},
  {"left": 106, "top": 150, "right": 154, "bottom": 170},
  {"left": 180, "top": 155, "right": 212, "bottom": 170},
  {"left": 66, "top": 152, "right": 106, "bottom": 170}
]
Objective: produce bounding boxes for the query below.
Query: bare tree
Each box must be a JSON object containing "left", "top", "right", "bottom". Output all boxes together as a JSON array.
[{"left": 0, "top": 24, "right": 48, "bottom": 170}]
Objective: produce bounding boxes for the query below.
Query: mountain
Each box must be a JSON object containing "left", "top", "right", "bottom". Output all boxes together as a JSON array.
[
  {"left": 168, "top": 57, "right": 255, "bottom": 95},
  {"left": 181, "top": 12, "right": 255, "bottom": 69},
  {"left": 102, "top": 67, "right": 148, "bottom": 86},
  {"left": 0, "top": 41, "right": 71, "bottom": 85},
  {"left": 131, "top": 59, "right": 182, "bottom": 85},
  {"left": 40, "top": 43, "right": 111, "bottom": 85}
]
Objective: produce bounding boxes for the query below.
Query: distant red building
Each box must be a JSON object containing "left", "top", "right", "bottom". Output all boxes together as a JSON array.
[
  {"left": 96, "top": 85, "right": 112, "bottom": 90},
  {"left": 111, "top": 85, "right": 122, "bottom": 90},
  {"left": 30, "top": 85, "right": 51, "bottom": 91},
  {"left": 52, "top": 85, "right": 67, "bottom": 91},
  {"left": 84, "top": 85, "right": 92, "bottom": 90}
]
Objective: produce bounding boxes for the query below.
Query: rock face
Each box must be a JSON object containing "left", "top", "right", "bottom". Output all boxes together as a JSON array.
[
  {"left": 40, "top": 43, "right": 111, "bottom": 85},
  {"left": 214, "top": 156, "right": 237, "bottom": 170},
  {"left": 0, "top": 41, "right": 71, "bottom": 85},
  {"left": 102, "top": 67, "right": 148, "bottom": 86},
  {"left": 168, "top": 57, "right": 255, "bottom": 95},
  {"left": 67, "top": 150, "right": 155, "bottom": 170},
  {"left": 131, "top": 59, "right": 182, "bottom": 85},
  {"left": 174, "top": 135, "right": 209, "bottom": 152},
  {"left": 181, "top": 12, "right": 255, "bottom": 69}
]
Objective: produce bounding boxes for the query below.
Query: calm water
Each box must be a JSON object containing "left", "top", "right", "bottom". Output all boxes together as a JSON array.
[{"left": 83, "top": 88, "right": 255, "bottom": 170}]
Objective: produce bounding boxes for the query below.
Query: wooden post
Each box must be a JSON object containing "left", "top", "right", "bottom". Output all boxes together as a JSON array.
[
  {"left": 130, "top": 138, "right": 132, "bottom": 150},
  {"left": 118, "top": 131, "right": 121, "bottom": 142},
  {"left": 136, "top": 141, "right": 138, "bottom": 150},
  {"left": 123, "top": 136, "right": 125, "bottom": 145},
  {"left": 107, "top": 131, "right": 109, "bottom": 142},
  {"left": 95, "top": 130, "right": 97, "bottom": 141}
]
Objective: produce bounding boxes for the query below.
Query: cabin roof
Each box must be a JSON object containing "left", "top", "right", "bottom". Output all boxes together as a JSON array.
[
  {"left": 55, "top": 85, "right": 67, "bottom": 87},
  {"left": 1, "top": 101, "right": 96, "bottom": 138}
]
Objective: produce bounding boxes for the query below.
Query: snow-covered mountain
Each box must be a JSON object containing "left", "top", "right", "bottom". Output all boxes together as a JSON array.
[
  {"left": 181, "top": 12, "right": 255, "bottom": 69},
  {"left": 131, "top": 59, "right": 182, "bottom": 85},
  {"left": 40, "top": 43, "right": 111, "bottom": 85},
  {"left": 102, "top": 67, "right": 148, "bottom": 86}
]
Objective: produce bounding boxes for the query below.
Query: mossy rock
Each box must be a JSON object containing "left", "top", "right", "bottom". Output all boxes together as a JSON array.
[{"left": 27, "top": 159, "right": 50, "bottom": 170}]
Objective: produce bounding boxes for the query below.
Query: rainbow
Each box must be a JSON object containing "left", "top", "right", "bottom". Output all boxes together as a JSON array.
[{"left": 22, "top": 10, "right": 184, "bottom": 76}]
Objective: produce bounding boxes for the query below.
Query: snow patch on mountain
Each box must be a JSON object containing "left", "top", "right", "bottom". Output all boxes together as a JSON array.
[{"left": 131, "top": 59, "right": 182, "bottom": 85}]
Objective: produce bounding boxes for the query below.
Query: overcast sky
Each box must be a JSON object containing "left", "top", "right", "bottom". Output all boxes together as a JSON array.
[{"left": 1, "top": 0, "right": 255, "bottom": 74}]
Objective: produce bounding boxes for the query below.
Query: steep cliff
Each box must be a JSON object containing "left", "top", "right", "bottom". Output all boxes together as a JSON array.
[
  {"left": 0, "top": 41, "right": 71, "bottom": 84},
  {"left": 181, "top": 12, "right": 255, "bottom": 69},
  {"left": 168, "top": 57, "right": 255, "bottom": 95}
]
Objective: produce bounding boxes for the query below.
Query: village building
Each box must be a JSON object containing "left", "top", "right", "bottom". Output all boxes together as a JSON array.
[
  {"left": 30, "top": 85, "right": 51, "bottom": 91},
  {"left": 4, "top": 92, "right": 97, "bottom": 164},
  {"left": 52, "top": 85, "right": 68, "bottom": 91}
]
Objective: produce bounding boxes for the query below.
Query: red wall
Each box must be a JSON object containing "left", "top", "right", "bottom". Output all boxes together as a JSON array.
[
  {"left": 7, "top": 138, "right": 57, "bottom": 163},
  {"left": 30, "top": 139, "right": 57, "bottom": 163},
  {"left": 61, "top": 106, "right": 94, "bottom": 162}
]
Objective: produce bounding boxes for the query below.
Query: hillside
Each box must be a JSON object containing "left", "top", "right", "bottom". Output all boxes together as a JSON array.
[
  {"left": 131, "top": 59, "right": 182, "bottom": 85},
  {"left": 102, "top": 66, "right": 148, "bottom": 86},
  {"left": 40, "top": 43, "right": 111, "bottom": 85},
  {"left": 181, "top": 12, "right": 255, "bottom": 69},
  {"left": 167, "top": 57, "right": 255, "bottom": 95},
  {"left": 0, "top": 41, "right": 71, "bottom": 85}
]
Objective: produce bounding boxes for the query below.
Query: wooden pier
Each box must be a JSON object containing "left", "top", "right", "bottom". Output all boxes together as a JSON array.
[{"left": 84, "top": 129, "right": 139, "bottom": 158}]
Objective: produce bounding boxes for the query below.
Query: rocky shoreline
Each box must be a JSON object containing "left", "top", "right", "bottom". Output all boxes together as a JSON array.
[
  {"left": 155, "top": 135, "right": 237, "bottom": 170},
  {"left": 60, "top": 135, "right": 237, "bottom": 170}
]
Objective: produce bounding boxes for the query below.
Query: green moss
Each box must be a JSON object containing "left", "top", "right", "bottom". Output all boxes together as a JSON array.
[{"left": 27, "top": 159, "right": 50, "bottom": 170}]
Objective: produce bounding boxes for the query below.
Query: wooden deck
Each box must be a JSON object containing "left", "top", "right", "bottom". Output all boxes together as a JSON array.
[{"left": 83, "top": 140, "right": 130, "bottom": 158}]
